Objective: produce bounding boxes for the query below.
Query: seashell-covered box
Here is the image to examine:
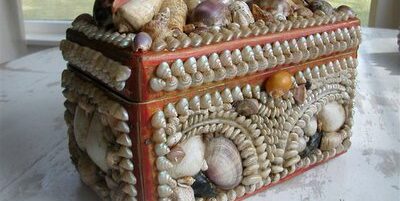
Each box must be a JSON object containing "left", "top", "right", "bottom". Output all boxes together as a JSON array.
[{"left": 60, "top": 0, "right": 360, "bottom": 201}]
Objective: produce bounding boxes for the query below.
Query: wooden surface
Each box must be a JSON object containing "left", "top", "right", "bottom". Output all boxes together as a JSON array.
[{"left": 0, "top": 27, "right": 399, "bottom": 201}]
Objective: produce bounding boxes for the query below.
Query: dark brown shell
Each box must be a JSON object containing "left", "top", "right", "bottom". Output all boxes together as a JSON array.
[
  {"left": 252, "top": 4, "right": 275, "bottom": 23},
  {"left": 234, "top": 99, "right": 260, "bottom": 116}
]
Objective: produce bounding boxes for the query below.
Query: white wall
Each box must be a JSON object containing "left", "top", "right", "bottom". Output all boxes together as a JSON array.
[
  {"left": 0, "top": 0, "right": 27, "bottom": 64},
  {"left": 370, "top": 0, "right": 400, "bottom": 29}
]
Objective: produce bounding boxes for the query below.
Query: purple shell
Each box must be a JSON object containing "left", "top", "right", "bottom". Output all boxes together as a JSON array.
[
  {"left": 190, "top": 0, "right": 232, "bottom": 27},
  {"left": 133, "top": 32, "right": 153, "bottom": 52}
]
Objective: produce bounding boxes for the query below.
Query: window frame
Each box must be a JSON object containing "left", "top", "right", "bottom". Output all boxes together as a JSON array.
[{"left": 24, "top": 20, "right": 71, "bottom": 46}]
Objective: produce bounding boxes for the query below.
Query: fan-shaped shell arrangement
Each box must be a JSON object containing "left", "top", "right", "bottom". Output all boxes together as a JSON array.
[{"left": 61, "top": 0, "right": 360, "bottom": 201}]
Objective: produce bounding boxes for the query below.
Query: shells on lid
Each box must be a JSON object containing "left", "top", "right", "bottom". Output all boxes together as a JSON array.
[
  {"left": 265, "top": 71, "right": 293, "bottom": 98},
  {"left": 74, "top": 106, "right": 92, "bottom": 150},
  {"left": 230, "top": 1, "right": 254, "bottom": 27},
  {"left": 308, "top": 0, "right": 334, "bottom": 16},
  {"left": 161, "top": 0, "right": 188, "bottom": 31},
  {"left": 93, "top": 0, "right": 114, "bottom": 29},
  {"left": 317, "top": 102, "right": 345, "bottom": 132},
  {"left": 168, "top": 135, "right": 205, "bottom": 178},
  {"left": 86, "top": 113, "right": 111, "bottom": 172},
  {"left": 190, "top": 0, "right": 232, "bottom": 27},
  {"left": 113, "top": 0, "right": 164, "bottom": 32},
  {"left": 205, "top": 137, "right": 243, "bottom": 190},
  {"left": 132, "top": 32, "right": 152, "bottom": 51},
  {"left": 141, "top": 8, "right": 173, "bottom": 40}
]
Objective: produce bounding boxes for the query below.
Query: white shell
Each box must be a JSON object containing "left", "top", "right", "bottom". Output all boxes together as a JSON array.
[
  {"left": 73, "top": 106, "right": 92, "bottom": 150},
  {"left": 304, "top": 116, "right": 318, "bottom": 137},
  {"left": 171, "top": 186, "right": 195, "bottom": 201},
  {"left": 205, "top": 137, "right": 243, "bottom": 190},
  {"left": 86, "top": 113, "right": 110, "bottom": 172},
  {"left": 320, "top": 132, "right": 343, "bottom": 151},
  {"left": 230, "top": 1, "right": 254, "bottom": 27},
  {"left": 168, "top": 136, "right": 205, "bottom": 178},
  {"left": 318, "top": 102, "right": 346, "bottom": 132}
]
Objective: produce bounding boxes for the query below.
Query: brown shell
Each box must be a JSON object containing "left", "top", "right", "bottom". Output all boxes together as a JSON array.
[
  {"left": 234, "top": 99, "right": 260, "bottom": 116},
  {"left": 294, "top": 84, "right": 307, "bottom": 104},
  {"left": 142, "top": 8, "right": 173, "bottom": 39},
  {"left": 252, "top": 4, "right": 275, "bottom": 23},
  {"left": 161, "top": 0, "right": 188, "bottom": 31}
]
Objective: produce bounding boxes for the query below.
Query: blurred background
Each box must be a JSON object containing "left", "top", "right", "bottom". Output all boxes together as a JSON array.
[{"left": 1, "top": 0, "right": 399, "bottom": 63}]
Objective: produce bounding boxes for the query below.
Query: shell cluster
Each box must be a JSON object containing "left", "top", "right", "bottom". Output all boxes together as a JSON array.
[
  {"left": 71, "top": 0, "right": 359, "bottom": 52},
  {"left": 150, "top": 25, "right": 361, "bottom": 92},
  {"left": 60, "top": 40, "right": 131, "bottom": 91},
  {"left": 151, "top": 55, "right": 357, "bottom": 201},
  {"left": 62, "top": 69, "right": 136, "bottom": 201}
]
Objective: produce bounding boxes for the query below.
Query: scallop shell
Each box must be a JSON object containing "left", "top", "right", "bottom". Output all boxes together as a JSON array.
[
  {"left": 318, "top": 102, "right": 346, "bottom": 132},
  {"left": 320, "top": 132, "right": 343, "bottom": 151},
  {"left": 86, "top": 113, "right": 110, "bottom": 172},
  {"left": 168, "top": 135, "right": 205, "bottom": 178},
  {"left": 113, "top": 0, "right": 164, "bottom": 32},
  {"left": 205, "top": 137, "right": 243, "bottom": 190},
  {"left": 304, "top": 116, "right": 318, "bottom": 137},
  {"left": 171, "top": 186, "right": 196, "bottom": 201},
  {"left": 234, "top": 99, "right": 259, "bottom": 116},
  {"left": 74, "top": 106, "right": 92, "bottom": 150},
  {"left": 161, "top": 0, "right": 188, "bottom": 31}
]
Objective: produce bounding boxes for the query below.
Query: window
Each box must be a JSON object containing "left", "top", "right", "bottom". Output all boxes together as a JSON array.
[
  {"left": 22, "top": 0, "right": 94, "bottom": 21},
  {"left": 330, "top": 0, "right": 372, "bottom": 26}
]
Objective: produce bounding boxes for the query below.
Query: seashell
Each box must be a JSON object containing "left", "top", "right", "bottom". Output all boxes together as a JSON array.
[
  {"left": 297, "top": 137, "right": 307, "bottom": 153},
  {"left": 150, "top": 78, "right": 166, "bottom": 92},
  {"left": 158, "top": 185, "right": 173, "bottom": 198},
  {"left": 171, "top": 186, "right": 196, "bottom": 201},
  {"left": 309, "top": 0, "right": 334, "bottom": 16},
  {"left": 74, "top": 106, "right": 93, "bottom": 151},
  {"left": 304, "top": 116, "right": 318, "bottom": 137},
  {"left": 168, "top": 136, "right": 205, "bottom": 178},
  {"left": 265, "top": 71, "right": 293, "bottom": 98},
  {"left": 86, "top": 113, "right": 110, "bottom": 172},
  {"left": 77, "top": 154, "right": 101, "bottom": 186},
  {"left": 190, "top": 0, "right": 232, "bottom": 27},
  {"left": 152, "top": 111, "right": 166, "bottom": 129},
  {"left": 167, "top": 145, "right": 186, "bottom": 164},
  {"left": 93, "top": 0, "right": 114, "bottom": 28},
  {"left": 132, "top": 32, "right": 152, "bottom": 52},
  {"left": 252, "top": 4, "right": 274, "bottom": 23},
  {"left": 320, "top": 132, "right": 343, "bottom": 151},
  {"left": 296, "top": 6, "right": 314, "bottom": 18},
  {"left": 184, "top": 0, "right": 203, "bottom": 12},
  {"left": 113, "top": 0, "right": 164, "bottom": 32},
  {"left": 205, "top": 137, "right": 243, "bottom": 190},
  {"left": 336, "top": 5, "right": 356, "bottom": 18},
  {"left": 317, "top": 102, "right": 346, "bottom": 132},
  {"left": 142, "top": 8, "right": 173, "bottom": 40},
  {"left": 299, "top": 132, "right": 322, "bottom": 158},
  {"left": 178, "top": 74, "right": 193, "bottom": 90},
  {"left": 192, "top": 172, "right": 217, "bottom": 198},
  {"left": 165, "top": 76, "right": 179, "bottom": 91},
  {"left": 230, "top": 1, "right": 254, "bottom": 27},
  {"left": 161, "top": 0, "right": 188, "bottom": 31},
  {"left": 151, "top": 38, "right": 168, "bottom": 51},
  {"left": 270, "top": 0, "right": 292, "bottom": 21},
  {"left": 293, "top": 84, "right": 307, "bottom": 104},
  {"left": 234, "top": 99, "right": 259, "bottom": 116}
]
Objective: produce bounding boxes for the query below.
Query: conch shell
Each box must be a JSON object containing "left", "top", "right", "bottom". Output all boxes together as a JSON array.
[
  {"left": 142, "top": 8, "right": 173, "bottom": 40},
  {"left": 229, "top": 1, "right": 255, "bottom": 27},
  {"left": 161, "top": 0, "right": 188, "bottom": 31},
  {"left": 113, "top": 0, "right": 164, "bottom": 32}
]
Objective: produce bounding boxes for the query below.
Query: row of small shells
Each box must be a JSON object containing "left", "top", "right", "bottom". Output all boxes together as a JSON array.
[
  {"left": 150, "top": 11, "right": 357, "bottom": 52},
  {"left": 150, "top": 26, "right": 361, "bottom": 92},
  {"left": 60, "top": 40, "right": 132, "bottom": 91},
  {"left": 62, "top": 69, "right": 137, "bottom": 201},
  {"left": 151, "top": 55, "right": 357, "bottom": 201},
  {"left": 71, "top": 19, "right": 135, "bottom": 48}
]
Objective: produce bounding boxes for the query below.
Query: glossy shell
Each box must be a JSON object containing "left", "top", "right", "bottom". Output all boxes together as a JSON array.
[
  {"left": 168, "top": 135, "right": 205, "bottom": 178},
  {"left": 73, "top": 106, "right": 92, "bottom": 150},
  {"left": 234, "top": 99, "right": 259, "bottom": 116},
  {"left": 265, "top": 71, "right": 293, "bottom": 98},
  {"left": 318, "top": 102, "right": 346, "bottom": 132},
  {"left": 171, "top": 186, "right": 196, "bottom": 201},
  {"left": 190, "top": 0, "right": 232, "bottom": 27},
  {"left": 86, "top": 113, "right": 110, "bottom": 172},
  {"left": 205, "top": 137, "right": 243, "bottom": 190},
  {"left": 304, "top": 116, "right": 318, "bottom": 137}
]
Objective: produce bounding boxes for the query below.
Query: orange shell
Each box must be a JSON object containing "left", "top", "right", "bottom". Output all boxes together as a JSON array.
[{"left": 265, "top": 71, "right": 293, "bottom": 98}]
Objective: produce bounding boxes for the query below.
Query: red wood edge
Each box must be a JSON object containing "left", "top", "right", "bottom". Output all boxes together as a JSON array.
[
  {"left": 140, "top": 50, "right": 358, "bottom": 104},
  {"left": 138, "top": 19, "right": 360, "bottom": 66},
  {"left": 236, "top": 151, "right": 347, "bottom": 201}
]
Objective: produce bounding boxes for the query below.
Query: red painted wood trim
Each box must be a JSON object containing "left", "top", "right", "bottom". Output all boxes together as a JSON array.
[{"left": 138, "top": 19, "right": 360, "bottom": 66}]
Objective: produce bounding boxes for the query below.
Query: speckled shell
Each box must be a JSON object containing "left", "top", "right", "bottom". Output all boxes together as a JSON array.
[
  {"left": 171, "top": 186, "right": 196, "bottom": 201},
  {"left": 161, "top": 0, "right": 188, "bottom": 31},
  {"left": 229, "top": 1, "right": 255, "bottom": 26},
  {"left": 74, "top": 106, "right": 92, "bottom": 150},
  {"left": 113, "top": 0, "right": 164, "bottom": 32},
  {"left": 318, "top": 102, "right": 346, "bottom": 132},
  {"left": 252, "top": 4, "right": 275, "bottom": 23},
  {"left": 234, "top": 99, "right": 260, "bottom": 116},
  {"left": 205, "top": 137, "right": 243, "bottom": 190},
  {"left": 168, "top": 136, "right": 205, "bottom": 178},
  {"left": 309, "top": 0, "right": 334, "bottom": 15},
  {"left": 86, "top": 113, "right": 110, "bottom": 172},
  {"left": 142, "top": 8, "right": 173, "bottom": 40}
]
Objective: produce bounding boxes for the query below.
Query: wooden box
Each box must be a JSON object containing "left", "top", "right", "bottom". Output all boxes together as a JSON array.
[{"left": 61, "top": 13, "right": 360, "bottom": 201}]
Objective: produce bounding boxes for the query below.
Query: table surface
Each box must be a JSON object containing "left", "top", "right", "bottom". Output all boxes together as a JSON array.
[{"left": 0, "top": 27, "right": 399, "bottom": 201}]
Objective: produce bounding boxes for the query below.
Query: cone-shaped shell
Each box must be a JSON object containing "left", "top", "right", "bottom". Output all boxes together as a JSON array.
[
  {"left": 168, "top": 136, "right": 205, "bottom": 178},
  {"left": 205, "top": 137, "right": 242, "bottom": 190}
]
